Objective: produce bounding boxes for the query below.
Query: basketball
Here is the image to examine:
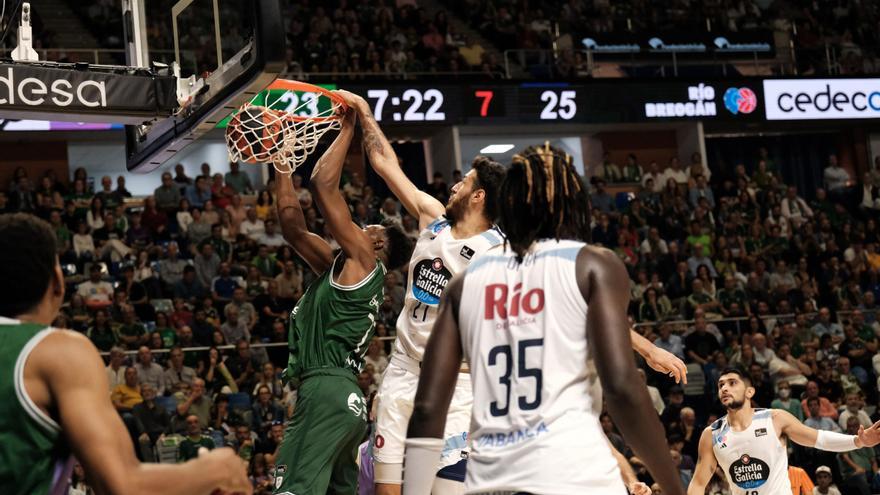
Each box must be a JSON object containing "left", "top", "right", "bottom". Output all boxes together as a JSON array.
[{"left": 225, "top": 105, "right": 289, "bottom": 164}]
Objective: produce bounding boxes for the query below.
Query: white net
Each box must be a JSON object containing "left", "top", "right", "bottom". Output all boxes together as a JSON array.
[{"left": 225, "top": 83, "right": 344, "bottom": 174}]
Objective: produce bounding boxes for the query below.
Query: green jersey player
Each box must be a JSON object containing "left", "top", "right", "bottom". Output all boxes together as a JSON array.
[{"left": 272, "top": 108, "right": 412, "bottom": 495}]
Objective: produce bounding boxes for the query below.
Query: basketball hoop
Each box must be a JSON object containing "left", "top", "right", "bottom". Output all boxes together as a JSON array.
[{"left": 226, "top": 79, "right": 348, "bottom": 174}]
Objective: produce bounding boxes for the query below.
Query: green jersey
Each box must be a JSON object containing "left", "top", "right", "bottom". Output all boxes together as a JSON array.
[
  {"left": 285, "top": 255, "right": 385, "bottom": 381},
  {"left": 0, "top": 318, "right": 71, "bottom": 495}
]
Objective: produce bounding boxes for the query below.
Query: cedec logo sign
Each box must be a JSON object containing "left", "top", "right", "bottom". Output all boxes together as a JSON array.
[{"left": 763, "top": 79, "right": 880, "bottom": 120}]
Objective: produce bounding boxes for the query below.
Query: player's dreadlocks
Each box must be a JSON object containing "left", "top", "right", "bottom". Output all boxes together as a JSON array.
[{"left": 498, "top": 143, "right": 590, "bottom": 262}]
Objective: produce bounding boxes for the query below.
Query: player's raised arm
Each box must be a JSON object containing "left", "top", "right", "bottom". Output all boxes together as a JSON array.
[
  {"left": 334, "top": 90, "right": 444, "bottom": 229},
  {"left": 579, "top": 246, "right": 684, "bottom": 495},
  {"left": 36, "top": 331, "right": 251, "bottom": 495},
  {"left": 403, "top": 274, "right": 465, "bottom": 494},
  {"left": 275, "top": 167, "right": 333, "bottom": 275},
  {"left": 687, "top": 427, "right": 718, "bottom": 495},
  {"left": 774, "top": 409, "right": 880, "bottom": 450},
  {"left": 308, "top": 111, "right": 377, "bottom": 277}
]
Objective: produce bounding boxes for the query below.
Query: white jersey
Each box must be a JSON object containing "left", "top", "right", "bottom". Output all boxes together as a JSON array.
[
  {"left": 711, "top": 409, "right": 791, "bottom": 495},
  {"left": 457, "top": 239, "right": 625, "bottom": 494},
  {"left": 394, "top": 217, "right": 503, "bottom": 361}
]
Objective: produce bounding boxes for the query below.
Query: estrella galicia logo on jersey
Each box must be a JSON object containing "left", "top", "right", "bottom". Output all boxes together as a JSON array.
[
  {"left": 412, "top": 257, "right": 451, "bottom": 305},
  {"left": 729, "top": 454, "right": 770, "bottom": 489},
  {"left": 755, "top": 428, "right": 767, "bottom": 437},
  {"left": 460, "top": 245, "right": 475, "bottom": 260}
]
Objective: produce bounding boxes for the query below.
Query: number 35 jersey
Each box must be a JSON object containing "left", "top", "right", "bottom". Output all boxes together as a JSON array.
[
  {"left": 457, "top": 240, "right": 626, "bottom": 495},
  {"left": 712, "top": 409, "right": 791, "bottom": 495},
  {"left": 394, "top": 218, "right": 503, "bottom": 362}
]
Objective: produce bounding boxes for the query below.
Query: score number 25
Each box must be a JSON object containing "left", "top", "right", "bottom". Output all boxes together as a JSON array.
[{"left": 540, "top": 90, "right": 577, "bottom": 120}]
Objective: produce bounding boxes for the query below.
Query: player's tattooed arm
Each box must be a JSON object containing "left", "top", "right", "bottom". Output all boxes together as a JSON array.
[{"left": 334, "top": 89, "right": 445, "bottom": 229}]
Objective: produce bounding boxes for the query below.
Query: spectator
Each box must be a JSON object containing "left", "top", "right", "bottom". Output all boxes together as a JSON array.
[
  {"left": 173, "top": 164, "right": 192, "bottom": 188},
  {"left": 257, "top": 219, "right": 285, "bottom": 250},
  {"left": 154, "top": 172, "right": 181, "bottom": 213},
  {"left": 684, "top": 315, "right": 720, "bottom": 366},
  {"left": 804, "top": 397, "right": 842, "bottom": 432},
  {"left": 838, "top": 392, "right": 873, "bottom": 430},
  {"left": 87, "top": 309, "right": 118, "bottom": 352},
  {"left": 812, "top": 307, "right": 844, "bottom": 344},
  {"left": 621, "top": 154, "right": 642, "bottom": 183},
  {"left": 221, "top": 305, "right": 250, "bottom": 345},
  {"left": 118, "top": 305, "right": 148, "bottom": 350},
  {"left": 824, "top": 155, "right": 851, "bottom": 193},
  {"left": 225, "top": 339, "right": 259, "bottom": 393},
  {"left": 251, "top": 385, "right": 285, "bottom": 438},
  {"left": 111, "top": 366, "right": 143, "bottom": 413},
  {"left": 177, "top": 414, "right": 214, "bottom": 462},
  {"left": 175, "top": 265, "right": 208, "bottom": 303},
  {"left": 224, "top": 287, "right": 257, "bottom": 335},
  {"left": 802, "top": 381, "right": 839, "bottom": 420},
  {"left": 591, "top": 179, "right": 615, "bottom": 215},
  {"left": 813, "top": 465, "right": 842, "bottom": 495},
  {"left": 771, "top": 380, "right": 804, "bottom": 421},
  {"left": 275, "top": 260, "right": 303, "bottom": 304},
  {"left": 781, "top": 186, "right": 814, "bottom": 228},
  {"left": 211, "top": 262, "right": 241, "bottom": 305},
  {"left": 95, "top": 175, "right": 122, "bottom": 210},
  {"left": 240, "top": 208, "right": 265, "bottom": 241},
  {"left": 134, "top": 346, "right": 165, "bottom": 395},
  {"left": 106, "top": 346, "right": 127, "bottom": 389},
  {"left": 185, "top": 176, "right": 211, "bottom": 209},
  {"left": 164, "top": 346, "right": 197, "bottom": 394},
  {"left": 158, "top": 241, "right": 187, "bottom": 288},
  {"left": 252, "top": 362, "right": 283, "bottom": 400},
  {"left": 224, "top": 162, "right": 253, "bottom": 194},
  {"left": 837, "top": 416, "right": 876, "bottom": 495},
  {"left": 77, "top": 263, "right": 114, "bottom": 310},
  {"left": 133, "top": 383, "right": 170, "bottom": 462},
  {"left": 251, "top": 245, "right": 278, "bottom": 278},
  {"left": 175, "top": 378, "right": 212, "bottom": 429},
  {"left": 789, "top": 465, "right": 815, "bottom": 495},
  {"left": 688, "top": 175, "right": 715, "bottom": 209}
]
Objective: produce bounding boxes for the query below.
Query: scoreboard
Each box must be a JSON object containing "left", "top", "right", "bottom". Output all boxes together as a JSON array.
[{"left": 344, "top": 80, "right": 766, "bottom": 125}]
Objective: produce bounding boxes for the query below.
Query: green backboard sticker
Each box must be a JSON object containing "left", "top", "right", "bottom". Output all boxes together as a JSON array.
[{"left": 216, "top": 83, "right": 337, "bottom": 128}]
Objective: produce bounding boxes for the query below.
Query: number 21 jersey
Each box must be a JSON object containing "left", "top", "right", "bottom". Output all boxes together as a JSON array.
[
  {"left": 457, "top": 240, "right": 626, "bottom": 494},
  {"left": 394, "top": 218, "right": 503, "bottom": 362}
]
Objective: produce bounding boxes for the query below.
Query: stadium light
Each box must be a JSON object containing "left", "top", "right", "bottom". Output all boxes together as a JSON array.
[{"left": 480, "top": 144, "right": 515, "bottom": 154}]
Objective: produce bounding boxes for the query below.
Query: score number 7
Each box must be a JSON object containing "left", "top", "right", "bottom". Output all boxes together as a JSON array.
[{"left": 475, "top": 90, "right": 494, "bottom": 117}]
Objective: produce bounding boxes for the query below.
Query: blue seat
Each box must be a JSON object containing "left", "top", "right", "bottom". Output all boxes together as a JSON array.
[
  {"left": 155, "top": 395, "right": 178, "bottom": 415},
  {"left": 227, "top": 392, "right": 251, "bottom": 412}
]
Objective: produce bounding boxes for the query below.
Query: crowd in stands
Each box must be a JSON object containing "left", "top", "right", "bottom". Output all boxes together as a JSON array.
[{"left": 5, "top": 142, "right": 880, "bottom": 494}]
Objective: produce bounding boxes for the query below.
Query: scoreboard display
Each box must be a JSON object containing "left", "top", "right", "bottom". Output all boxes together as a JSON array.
[{"left": 345, "top": 80, "right": 767, "bottom": 125}]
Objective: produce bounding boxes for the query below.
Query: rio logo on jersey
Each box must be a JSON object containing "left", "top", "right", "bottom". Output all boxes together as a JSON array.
[
  {"left": 485, "top": 283, "right": 545, "bottom": 326},
  {"left": 728, "top": 454, "right": 770, "bottom": 489}
]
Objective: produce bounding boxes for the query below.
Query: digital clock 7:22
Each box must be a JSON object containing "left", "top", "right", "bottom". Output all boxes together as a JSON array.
[{"left": 362, "top": 88, "right": 449, "bottom": 123}]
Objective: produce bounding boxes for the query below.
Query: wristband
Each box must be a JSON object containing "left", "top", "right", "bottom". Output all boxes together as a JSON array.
[
  {"left": 815, "top": 430, "right": 858, "bottom": 452},
  {"left": 402, "top": 437, "right": 444, "bottom": 495}
]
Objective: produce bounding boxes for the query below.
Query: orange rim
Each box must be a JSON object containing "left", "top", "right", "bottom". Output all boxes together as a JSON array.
[{"left": 263, "top": 79, "right": 347, "bottom": 122}]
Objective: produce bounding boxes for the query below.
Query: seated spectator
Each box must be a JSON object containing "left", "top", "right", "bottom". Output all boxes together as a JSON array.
[
  {"left": 274, "top": 260, "right": 303, "bottom": 304},
  {"left": 111, "top": 366, "right": 143, "bottom": 413},
  {"left": 118, "top": 306, "right": 148, "bottom": 350},
  {"left": 804, "top": 397, "right": 842, "bottom": 432},
  {"left": 229, "top": 424, "right": 256, "bottom": 463},
  {"left": 813, "top": 465, "right": 842, "bottom": 495},
  {"left": 255, "top": 421, "right": 284, "bottom": 455},
  {"left": 251, "top": 385, "right": 285, "bottom": 439},
  {"left": 253, "top": 281, "right": 287, "bottom": 335},
  {"left": 802, "top": 381, "right": 839, "bottom": 420},
  {"left": 590, "top": 179, "right": 615, "bottom": 215},
  {"left": 239, "top": 208, "right": 265, "bottom": 241},
  {"left": 203, "top": 346, "right": 238, "bottom": 395},
  {"left": 770, "top": 380, "right": 804, "bottom": 421},
  {"left": 224, "top": 161, "right": 253, "bottom": 194},
  {"left": 154, "top": 172, "right": 181, "bottom": 213},
  {"left": 781, "top": 186, "right": 814, "bottom": 228},
  {"left": 158, "top": 242, "right": 187, "bottom": 289},
  {"left": 175, "top": 265, "right": 208, "bottom": 303},
  {"left": 177, "top": 414, "right": 215, "bottom": 462},
  {"left": 686, "top": 279, "right": 721, "bottom": 318},
  {"left": 225, "top": 339, "right": 260, "bottom": 393},
  {"left": 767, "top": 344, "right": 809, "bottom": 391},
  {"left": 686, "top": 245, "right": 716, "bottom": 276},
  {"left": 164, "top": 346, "right": 197, "bottom": 394},
  {"left": 251, "top": 245, "right": 278, "bottom": 278},
  {"left": 134, "top": 346, "right": 165, "bottom": 396},
  {"left": 87, "top": 309, "right": 118, "bottom": 352},
  {"left": 751, "top": 333, "right": 776, "bottom": 367},
  {"left": 812, "top": 307, "right": 844, "bottom": 344},
  {"left": 133, "top": 383, "right": 170, "bottom": 462},
  {"left": 212, "top": 262, "right": 242, "bottom": 305},
  {"left": 185, "top": 176, "right": 211, "bottom": 209},
  {"left": 688, "top": 175, "right": 715, "bottom": 209},
  {"left": 221, "top": 306, "right": 250, "bottom": 345},
  {"left": 839, "top": 392, "right": 873, "bottom": 430},
  {"left": 77, "top": 263, "right": 114, "bottom": 310},
  {"left": 175, "top": 378, "right": 212, "bottom": 429},
  {"left": 257, "top": 219, "right": 285, "bottom": 249},
  {"left": 839, "top": 323, "right": 875, "bottom": 385},
  {"left": 684, "top": 316, "right": 720, "bottom": 366},
  {"left": 836, "top": 416, "right": 876, "bottom": 495},
  {"left": 836, "top": 356, "right": 862, "bottom": 396},
  {"left": 209, "top": 394, "right": 242, "bottom": 439},
  {"left": 364, "top": 338, "right": 388, "bottom": 380},
  {"left": 225, "top": 287, "right": 257, "bottom": 334}
]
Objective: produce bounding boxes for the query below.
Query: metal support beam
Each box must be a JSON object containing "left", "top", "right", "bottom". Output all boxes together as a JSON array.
[{"left": 122, "top": 0, "right": 150, "bottom": 68}]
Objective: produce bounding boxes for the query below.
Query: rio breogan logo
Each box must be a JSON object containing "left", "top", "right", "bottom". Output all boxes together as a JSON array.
[
  {"left": 724, "top": 87, "right": 757, "bottom": 115},
  {"left": 412, "top": 257, "right": 451, "bottom": 305},
  {"left": 728, "top": 454, "right": 770, "bottom": 489}
]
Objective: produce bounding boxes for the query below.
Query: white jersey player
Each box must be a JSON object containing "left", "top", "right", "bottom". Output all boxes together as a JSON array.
[
  {"left": 403, "top": 144, "right": 686, "bottom": 495},
  {"left": 688, "top": 368, "right": 880, "bottom": 495},
  {"left": 335, "top": 90, "right": 507, "bottom": 494}
]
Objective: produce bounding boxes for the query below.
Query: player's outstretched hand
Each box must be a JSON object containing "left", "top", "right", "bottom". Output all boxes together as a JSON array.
[
  {"left": 333, "top": 90, "right": 369, "bottom": 114},
  {"left": 645, "top": 345, "right": 688, "bottom": 384},
  {"left": 629, "top": 481, "right": 652, "bottom": 495},
  {"left": 856, "top": 421, "right": 880, "bottom": 448},
  {"left": 198, "top": 447, "right": 253, "bottom": 495}
]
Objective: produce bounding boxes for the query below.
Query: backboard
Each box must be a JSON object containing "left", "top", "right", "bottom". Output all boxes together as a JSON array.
[{"left": 124, "top": 0, "right": 286, "bottom": 173}]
